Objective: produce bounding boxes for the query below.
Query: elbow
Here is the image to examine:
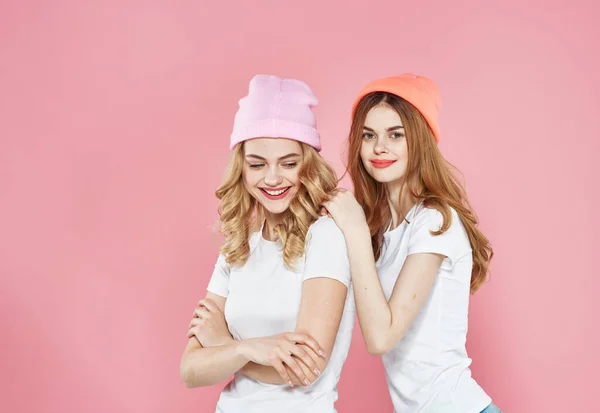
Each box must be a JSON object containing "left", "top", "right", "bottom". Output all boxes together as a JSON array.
[
  {"left": 366, "top": 343, "right": 390, "bottom": 356},
  {"left": 365, "top": 338, "right": 395, "bottom": 356},
  {"left": 180, "top": 356, "right": 210, "bottom": 388},
  {"left": 180, "top": 363, "right": 199, "bottom": 388},
  {"left": 364, "top": 325, "right": 405, "bottom": 355}
]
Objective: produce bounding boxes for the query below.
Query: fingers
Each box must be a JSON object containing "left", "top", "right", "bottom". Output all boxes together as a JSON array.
[
  {"left": 187, "top": 323, "right": 200, "bottom": 338},
  {"left": 302, "top": 344, "right": 322, "bottom": 375},
  {"left": 330, "top": 188, "right": 354, "bottom": 203},
  {"left": 276, "top": 347, "right": 315, "bottom": 386},
  {"left": 295, "top": 354, "right": 318, "bottom": 383},
  {"left": 286, "top": 333, "right": 326, "bottom": 358},
  {"left": 187, "top": 317, "right": 203, "bottom": 331},
  {"left": 198, "top": 298, "right": 220, "bottom": 313},
  {"left": 320, "top": 205, "right": 333, "bottom": 219},
  {"left": 268, "top": 355, "right": 295, "bottom": 387},
  {"left": 320, "top": 202, "right": 336, "bottom": 219},
  {"left": 288, "top": 344, "right": 320, "bottom": 376},
  {"left": 329, "top": 188, "right": 348, "bottom": 199},
  {"left": 193, "top": 307, "right": 211, "bottom": 319},
  {"left": 284, "top": 365, "right": 301, "bottom": 387}
]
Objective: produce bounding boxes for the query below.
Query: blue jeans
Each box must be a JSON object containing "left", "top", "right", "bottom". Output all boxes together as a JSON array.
[{"left": 481, "top": 402, "right": 502, "bottom": 413}]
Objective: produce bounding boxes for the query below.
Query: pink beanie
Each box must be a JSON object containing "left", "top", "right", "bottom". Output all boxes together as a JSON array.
[{"left": 230, "top": 74, "right": 321, "bottom": 151}]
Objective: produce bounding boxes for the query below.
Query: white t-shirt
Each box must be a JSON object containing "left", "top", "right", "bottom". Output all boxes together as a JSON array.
[
  {"left": 378, "top": 204, "right": 491, "bottom": 413},
  {"left": 207, "top": 216, "right": 355, "bottom": 413}
]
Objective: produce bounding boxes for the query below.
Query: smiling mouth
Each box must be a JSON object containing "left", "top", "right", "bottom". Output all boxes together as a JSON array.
[
  {"left": 370, "top": 159, "right": 397, "bottom": 168},
  {"left": 259, "top": 187, "right": 291, "bottom": 200}
]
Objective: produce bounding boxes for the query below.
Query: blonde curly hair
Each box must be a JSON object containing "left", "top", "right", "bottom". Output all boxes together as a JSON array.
[{"left": 215, "top": 141, "right": 338, "bottom": 270}]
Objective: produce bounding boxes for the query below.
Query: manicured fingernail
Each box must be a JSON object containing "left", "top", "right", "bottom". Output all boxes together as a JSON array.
[
  {"left": 314, "top": 368, "right": 320, "bottom": 375},
  {"left": 319, "top": 350, "right": 326, "bottom": 357},
  {"left": 288, "top": 381, "right": 294, "bottom": 387},
  {"left": 303, "top": 378, "right": 310, "bottom": 385}
]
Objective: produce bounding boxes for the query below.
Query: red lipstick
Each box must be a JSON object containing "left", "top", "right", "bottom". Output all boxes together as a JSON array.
[{"left": 370, "top": 159, "right": 396, "bottom": 169}]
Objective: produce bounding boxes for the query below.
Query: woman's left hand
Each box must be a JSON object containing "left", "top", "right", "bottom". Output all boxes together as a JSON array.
[
  {"left": 187, "top": 298, "right": 233, "bottom": 347},
  {"left": 322, "top": 189, "right": 369, "bottom": 235}
]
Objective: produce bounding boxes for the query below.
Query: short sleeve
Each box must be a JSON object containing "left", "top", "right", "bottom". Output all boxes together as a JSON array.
[
  {"left": 206, "top": 253, "right": 230, "bottom": 298},
  {"left": 407, "top": 207, "right": 470, "bottom": 264},
  {"left": 303, "top": 217, "right": 351, "bottom": 288}
]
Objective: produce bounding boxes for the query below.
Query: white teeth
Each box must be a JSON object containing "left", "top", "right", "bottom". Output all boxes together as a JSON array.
[{"left": 264, "top": 188, "right": 287, "bottom": 196}]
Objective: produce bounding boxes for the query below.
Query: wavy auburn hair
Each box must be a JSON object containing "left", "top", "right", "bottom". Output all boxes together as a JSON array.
[
  {"left": 216, "top": 141, "right": 338, "bottom": 270},
  {"left": 348, "top": 92, "right": 493, "bottom": 293}
]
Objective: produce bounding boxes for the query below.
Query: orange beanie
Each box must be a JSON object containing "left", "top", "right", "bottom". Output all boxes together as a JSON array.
[{"left": 351, "top": 73, "right": 441, "bottom": 142}]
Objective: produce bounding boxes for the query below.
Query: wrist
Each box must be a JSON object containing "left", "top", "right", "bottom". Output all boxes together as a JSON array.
[
  {"left": 345, "top": 223, "right": 370, "bottom": 241},
  {"left": 197, "top": 334, "right": 235, "bottom": 348},
  {"left": 235, "top": 339, "right": 252, "bottom": 360}
]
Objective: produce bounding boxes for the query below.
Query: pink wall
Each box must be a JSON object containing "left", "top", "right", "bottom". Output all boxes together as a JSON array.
[{"left": 1, "top": 1, "right": 598, "bottom": 412}]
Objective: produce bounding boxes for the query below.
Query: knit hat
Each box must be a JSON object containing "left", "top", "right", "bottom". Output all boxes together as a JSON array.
[
  {"left": 351, "top": 73, "right": 441, "bottom": 142},
  {"left": 230, "top": 74, "right": 321, "bottom": 151}
]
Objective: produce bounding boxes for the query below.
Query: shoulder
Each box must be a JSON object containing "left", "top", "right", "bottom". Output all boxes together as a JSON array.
[
  {"left": 308, "top": 216, "right": 345, "bottom": 240},
  {"left": 409, "top": 205, "right": 469, "bottom": 254},
  {"left": 305, "top": 216, "right": 347, "bottom": 254},
  {"left": 406, "top": 205, "right": 470, "bottom": 262},
  {"left": 303, "top": 217, "right": 351, "bottom": 285},
  {"left": 411, "top": 205, "right": 462, "bottom": 231}
]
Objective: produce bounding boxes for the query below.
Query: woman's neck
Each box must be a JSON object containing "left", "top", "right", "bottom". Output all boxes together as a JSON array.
[
  {"left": 262, "top": 210, "right": 284, "bottom": 241},
  {"left": 386, "top": 180, "right": 416, "bottom": 229}
]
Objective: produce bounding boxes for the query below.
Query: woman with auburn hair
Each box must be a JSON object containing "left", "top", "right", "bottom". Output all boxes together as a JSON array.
[
  {"left": 323, "top": 74, "right": 501, "bottom": 413},
  {"left": 180, "top": 74, "right": 355, "bottom": 413}
]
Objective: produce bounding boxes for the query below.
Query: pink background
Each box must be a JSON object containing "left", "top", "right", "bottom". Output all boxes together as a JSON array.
[{"left": 1, "top": 1, "right": 598, "bottom": 412}]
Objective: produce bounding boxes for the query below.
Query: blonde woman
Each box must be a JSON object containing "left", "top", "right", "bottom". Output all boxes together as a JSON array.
[{"left": 180, "top": 74, "right": 355, "bottom": 413}]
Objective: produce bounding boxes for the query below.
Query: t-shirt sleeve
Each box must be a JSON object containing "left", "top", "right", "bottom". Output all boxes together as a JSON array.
[
  {"left": 206, "top": 253, "right": 230, "bottom": 298},
  {"left": 303, "top": 217, "right": 351, "bottom": 288},
  {"left": 407, "top": 207, "right": 470, "bottom": 264}
]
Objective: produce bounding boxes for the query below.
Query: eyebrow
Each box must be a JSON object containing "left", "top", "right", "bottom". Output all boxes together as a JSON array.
[
  {"left": 363, "top": 125, "right": 404, "bottom": 132},
  {"left": 245, "top": 153, "right": 301, "bottom": 161}
]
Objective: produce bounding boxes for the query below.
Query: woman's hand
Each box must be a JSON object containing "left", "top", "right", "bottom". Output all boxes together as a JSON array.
[
  {"left": 238, "top": 333, "right": 326, "bottom": 387},
  {"left": 187, "top": 298, "right": 232, "bottom": 347},
  {"left": 322, "top": 189, "right": 369, "bottom": 235}
]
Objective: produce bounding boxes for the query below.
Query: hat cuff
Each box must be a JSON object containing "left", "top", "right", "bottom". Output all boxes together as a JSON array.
[{"left": 230, "top": 119, "right": 321, "bottom": 151}]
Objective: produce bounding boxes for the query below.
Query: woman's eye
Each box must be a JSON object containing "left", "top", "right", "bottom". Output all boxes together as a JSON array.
[
  {"left": 249, "top": 164, "right": 264, "bottom": 169},
  {"left": 282, "top": 162, "right": 298, "bottom": 169},
  {"left": 362, "top": 132, "right": 375, "bottom": 140},
  {"left": 391, "top": 132, "right": 405, "bottom": 139}
]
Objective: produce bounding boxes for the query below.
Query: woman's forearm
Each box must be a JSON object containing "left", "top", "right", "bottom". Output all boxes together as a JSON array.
[
  {"left": 191, "top": 333, "right": 308, "bottom": 387},
  {"left": 344, "top": 226, "right": 395, "bottom": 354},
  {"left": 240, "top": 362, "right": 298, "bottom": 385},
  {"left": 180, "top": 339, "right": 249, "bottom": 388},
  {"left": 240, "top": 358, "right": 316, "bottom": 386}
]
